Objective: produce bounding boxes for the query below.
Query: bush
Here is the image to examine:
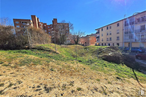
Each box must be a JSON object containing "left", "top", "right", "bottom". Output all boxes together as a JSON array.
[{"left": 0, "top": 25, "right": 51, "bottom": 49}]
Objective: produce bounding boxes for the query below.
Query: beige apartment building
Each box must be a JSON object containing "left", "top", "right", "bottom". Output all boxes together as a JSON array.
[
  {"left": 96, "top": 20, "right": 124, "bottom": 47},
  {"left": 95, "top": 10, "right": 146, "bottom": 48}
]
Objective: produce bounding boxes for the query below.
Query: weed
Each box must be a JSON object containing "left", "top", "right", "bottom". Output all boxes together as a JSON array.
[
  {"left": 8, "top": 83, "right": 13, "bottom": 88},
  {"left": 101, "top": 86, "right": 107, "bottom": 95},
  {"left": 96, "top": 79, "right": 100, "bottom": 82},
  {"left": 50, "top": 68, "right": 54, "bottom": 71},
  {"left": 0, "top": 83, "right": 4, "bottom": 87},
  {"left": 2, "top": 64, "right": 9, "bottom": 67},
  {"left": 0, "top": 61, "right": 3, "bottom": 64},
  {"left": 108, "top": 81, "right": 112, "bottom": 84},
  {"left": 69, "top": 81, "right": 74, "bottom": 86},
  {"left": 77, "top": 87, "right": 82, "bottom": 91}
]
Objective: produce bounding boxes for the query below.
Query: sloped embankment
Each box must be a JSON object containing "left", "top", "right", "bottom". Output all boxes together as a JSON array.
[{"left": 0, "top": 44, "right": 146, "bottom": 96}]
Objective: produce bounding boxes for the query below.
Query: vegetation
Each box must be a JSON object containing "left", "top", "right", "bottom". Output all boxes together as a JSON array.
[
  {"left": 0, "top": 25, "right": 51, "bottom": 50},
  {"left": 0, "top": 43, "right": 146, "bottom": 83}
]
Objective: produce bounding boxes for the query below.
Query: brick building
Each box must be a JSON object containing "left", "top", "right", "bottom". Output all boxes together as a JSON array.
[
  {"left": 79, "top": 34, "right": 96, "bottom": 46},
  {"left": 13, "top": 15, "right": 69, "bottom": 43}
]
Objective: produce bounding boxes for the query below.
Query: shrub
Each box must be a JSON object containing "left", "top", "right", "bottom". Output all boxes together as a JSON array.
[{"left": 0, "top": 25, "right": 51, "bottom": 49}]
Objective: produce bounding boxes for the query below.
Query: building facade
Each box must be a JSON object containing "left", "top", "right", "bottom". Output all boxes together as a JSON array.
[
  {"left": 96, "top": 20, "right": 123, "bottom": 47},
  {"left": 123, "top": 11, "right": 146, "bottom": 48},
  {"left": 95, "top": 10, "right": 146, "bottom": 48},
  {"left": 13, "top": 15, "right": 69, "bottom": 44},
  {"left": 79, "top": 35, "right": 96, "bottom": 46}
]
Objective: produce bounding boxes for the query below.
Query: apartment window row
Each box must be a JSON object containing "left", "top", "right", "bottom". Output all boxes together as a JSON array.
[
  {"left": 101, "top": 23, "right": 119, "bottom": 32},
  {"left": 107, "top": 26, "right": 111, "bottom": 30},
  {"left": 101, "top": 43, "right": 119, "bottom": 46},
  {"left": 107, "top": 37, "right": 112, "bottom": 41},
  {"left": 102, "top": 37, "right": 119, "bottom": 41},
  {"left": 107, "top": 31, "right": 112, "bottom": 35}
]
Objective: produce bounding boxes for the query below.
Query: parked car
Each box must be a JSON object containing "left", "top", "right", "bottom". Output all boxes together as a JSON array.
[
  {"left": 123, "top": 47, "right": 145, "bottom": 53},
  {"left": 123, "top": 47, "right": 130, "bottom": 52},
  {"left": 131, "top": 47, "right": 145, "bottom": 53},
  {"left": 136, "top": 53, "right": 146, "bottom": 60}
]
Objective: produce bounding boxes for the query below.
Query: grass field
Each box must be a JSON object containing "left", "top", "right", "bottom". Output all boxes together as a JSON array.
[{"left": 0, "top": 43, "right": 146, "bottom": 83}]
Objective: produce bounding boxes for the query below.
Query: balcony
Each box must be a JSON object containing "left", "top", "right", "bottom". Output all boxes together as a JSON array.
[
  {"left": 135, "top": 29, "right": 146, "bottom": 33},
  {"left": 96, "top": 31, "right": 99, "bottom": 34},
  {"left": 124, "top": 38, "right": 146, "bottom": 42}
]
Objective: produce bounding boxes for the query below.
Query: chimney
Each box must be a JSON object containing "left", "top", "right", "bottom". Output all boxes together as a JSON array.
[
  {"left": 52, "top": 18, "right": 57, "bottom": 25},
  {"left": 31, "top": 15, "right": 38, "bottom": 28}
]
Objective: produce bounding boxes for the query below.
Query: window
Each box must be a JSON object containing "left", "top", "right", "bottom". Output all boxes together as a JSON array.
[
  {"left": 48, "top": 32, "right": 50, "bottom": 34},
  {"left": 117, "top": 43, "right": 119, "bottom": 46},
  {"left": 45, "top": 30, "right": 47, "bottom": 32},
  {"left": 129, "top": 35, "right": 133, "bottom": 39},
  {"left": 137, "top": 18, "right": 140, "bottom": 22},
  {"left": 110, "top": 31, "right": 111, "bottom": 35},
  {"left": 107, "top": 26, "right": 108, "bottom": 30},
  {"left": 141, "top": 35, "right": 144, "bottom": 38},
  {"left": 113, "top": 43, "right": 114, "bottom": 46},
  {"left": 117, "top": 30, "right": 119, "bottom": 34},
  {"left": 102, "top": 39, "right": 103, "bottom": 41},
  {"left": 117, "top": 23, "right": 119, "bottom": 27},
  {"left": 140, "top": 25, "right": 145, "bottom": 31},
  {"left": 16, "top": 25, "right": 20, "bottom": 28},
  {"left": 102, "top": 43, "right": 103, "bottom": 46},
  {"left": 110, "top": 37, "right": 112, "bottom": 41},
  {"left": 117, "top": 36, "right": 119, "bottom": 40},
  {"left": 108, "top": 43, "right": 110, "bottom": 46},
  {"left": 107, "top": 38, "right": 108, "bottom": 41},
  {"left": 142, "top": 17, "right": 145, "bottom": 21},
  {"left": 15, "top": 21, "right": 19, "bottom": 24},
  {"left": 102, "top": 33, "right": 103, "bottom": 36},
  {"left": 105, "top": 43, "right": 106, "bottom": 46},
  {"left": 48, "top": 27, "right": 50, "bottom": 28},
  {"left": 107, "top": 32, "right": 108, "bottom": 35},
  {"left": 110, "top": 26, "right": 111, "bottom": 29},
  {"left": 125, "top": 32, "right": 128, "bottom": 34},
  {"left": 101, "top": 28, "right": 103, "bottom": 31}
]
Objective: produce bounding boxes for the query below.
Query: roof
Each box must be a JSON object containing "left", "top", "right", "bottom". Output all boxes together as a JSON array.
[
  {"left": 13, "top": 19, "right": 31, "bottom": 21},
  {"left": 95, "top": 10, "right": 146, "bottom": 30}
]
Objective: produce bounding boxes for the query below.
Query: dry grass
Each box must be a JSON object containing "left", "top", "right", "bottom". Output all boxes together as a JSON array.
[{"left": 0, "top": 44, "right": 146, "bottom": 96}]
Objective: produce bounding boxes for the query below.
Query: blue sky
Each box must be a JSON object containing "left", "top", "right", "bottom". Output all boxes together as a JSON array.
[{"left": 0, "top": 0, "right": 146, "bottom": 35}]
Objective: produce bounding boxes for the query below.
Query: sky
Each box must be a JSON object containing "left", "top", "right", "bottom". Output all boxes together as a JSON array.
[{"left": 0, "top": 0, "right": 146, "bottom": 35}]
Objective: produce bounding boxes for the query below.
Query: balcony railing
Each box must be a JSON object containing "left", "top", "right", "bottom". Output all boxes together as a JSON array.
[
  {"left": 96, "top": 31, "right": 99, "bottom": 34},
  {"left": 124, "top": 38, "right": 146, "bottom": 42},
  {"left": 135, "top": 29, "right": 146, "bottom": 33},
  {"left": 124, "top": 29, "right": 146, "bottom": 35}
]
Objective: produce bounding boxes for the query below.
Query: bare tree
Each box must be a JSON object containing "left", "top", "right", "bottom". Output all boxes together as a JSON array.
[
  {"left": 0, "top": 18, "right": 12, "bottom": 26},
  {"left": 72, "top": 31, "right": 84, "bottom": 44},
  {"left": 52, "top": 20, "right": 74, "bottom": 45}
]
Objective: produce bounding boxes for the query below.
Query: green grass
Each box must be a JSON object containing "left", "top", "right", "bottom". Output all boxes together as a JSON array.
[{"left": 0, "top": 43, "right": 146, "bottom": 83}]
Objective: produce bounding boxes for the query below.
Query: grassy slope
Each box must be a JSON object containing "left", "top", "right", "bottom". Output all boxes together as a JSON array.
[{"left": 0, "top": 43, "right": 146, "bottom": 83}]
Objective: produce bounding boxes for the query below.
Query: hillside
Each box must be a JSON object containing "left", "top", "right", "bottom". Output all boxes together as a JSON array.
[{"left": 0, "top": 44, "right": 146, "bottom": 97}]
